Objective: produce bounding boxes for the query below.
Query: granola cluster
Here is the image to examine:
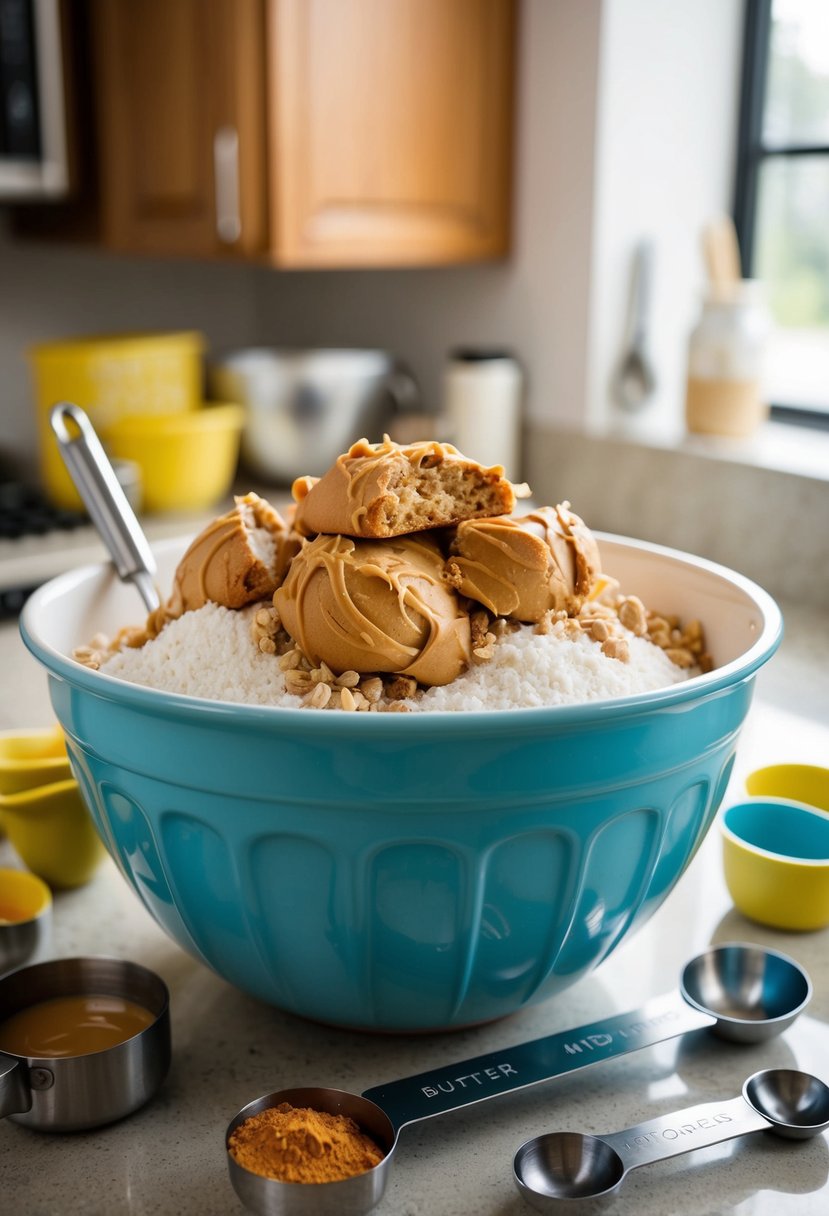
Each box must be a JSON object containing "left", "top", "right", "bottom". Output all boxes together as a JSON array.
[
  {"left": 249, "top": 602, "right": 415, "bottom": 712},
  {"left": 240, "top": 575, "right": 711, "bottom": 712},
  {"left": 533, "top": 581, "right": 713, "bottom": 673}
]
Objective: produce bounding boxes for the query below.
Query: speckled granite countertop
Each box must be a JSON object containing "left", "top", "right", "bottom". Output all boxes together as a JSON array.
[{"left": 1, "top": 600, "right": 827, "bottom": 1216}]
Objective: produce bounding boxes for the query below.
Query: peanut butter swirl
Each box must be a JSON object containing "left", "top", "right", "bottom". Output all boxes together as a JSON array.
[
  {"left": 446, "top": 504, "right": 601, "bottom": 623},
  {"left": 145, "top": 493, "right": 301, "bottom": 638},
  {"left": 292, "top": 435, "right": 522, "bottom": 539},
  {"left": 275, "top": 532, "right": 471, "bottom": 686}
]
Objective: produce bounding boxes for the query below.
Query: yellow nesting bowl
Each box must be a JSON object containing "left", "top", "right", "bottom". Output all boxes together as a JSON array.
[
  {"left": 0, "top": 867, "right": 52, "bottom": 922},
  {"left": 0, "top": 725, "right": 71, "bottom": 796},
  {"left": 721, "top": 797, "right": 829, "bottom": 932},
  {"left": 103, "top": 402, "right": 244, "bottom": 513},
  {"left": 0, "top": 868, "right": 53, "bottom": 974},
  {"left": 0, "top": 779, "right": 107, "bottom": 890},
  {"left": 29, "top": 330, "right": 205, "bottom": 509},
  {"left": 746, "top": 764, "right": 829, "bottom": 813}
]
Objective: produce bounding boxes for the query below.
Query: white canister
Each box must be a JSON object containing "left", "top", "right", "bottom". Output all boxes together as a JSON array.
[
  {"left": 685, "top": 282, "right": 772, "bottom": 438},
  {"left": 442, "top": 348, "right": 523, "bottom": 480}
]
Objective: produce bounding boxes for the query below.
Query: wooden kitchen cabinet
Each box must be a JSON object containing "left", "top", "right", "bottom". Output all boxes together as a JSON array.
[
  {"left": 83, "top": 0, "right": 516, "bottom": 267},
  {"left": 91, "top": 0, "right": 268, "bottom": 259},
  {"left": 269, "top": 0, "right": 516, "bottom": 266}
]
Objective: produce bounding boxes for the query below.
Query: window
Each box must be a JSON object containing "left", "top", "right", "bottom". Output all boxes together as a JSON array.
[{"left": 735, "top": 0, "right": 829, "bottom": 425}]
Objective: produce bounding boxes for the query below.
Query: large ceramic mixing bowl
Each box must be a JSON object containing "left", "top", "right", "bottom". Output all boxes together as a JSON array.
[{"left": 20, "top": 536, "right": 782, "bottom": 1031}]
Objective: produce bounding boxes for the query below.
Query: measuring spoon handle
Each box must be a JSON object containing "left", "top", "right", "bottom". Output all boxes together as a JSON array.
[
  {"left": 601, "top": 1094, "right": 769, "bottom": 1176},
  {"left": 364, "top": 990, "right": 713, "bottom": 1132}
]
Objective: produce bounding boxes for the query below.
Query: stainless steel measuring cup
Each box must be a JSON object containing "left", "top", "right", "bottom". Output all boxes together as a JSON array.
[
  {"left": 0, "top": 956, "right": 170, "bottom": 1131},
  {"left": 513, "top": 1067, "right": 829, "bottom": 1211},
  {"left": 225, "top": 941, "right": 811, "bottom": 1215}
]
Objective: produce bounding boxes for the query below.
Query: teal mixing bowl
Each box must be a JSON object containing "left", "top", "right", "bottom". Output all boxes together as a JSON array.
[{"left": 20, "top": 535, "right": 782, "bottom": 1031}]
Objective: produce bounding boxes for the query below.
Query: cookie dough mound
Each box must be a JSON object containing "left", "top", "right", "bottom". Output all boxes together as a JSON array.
[
  {"left": 445, "top": 504, "right": 601, "bottom": 622},
  {"left": 292, "top": 436, "right": 525, "bottom": 539},
  {"left": 147, "top": 493, "right": 302, "bottom": 636},
  {"left": 274, "top": 532, "right": 471, "bottom": 687}
]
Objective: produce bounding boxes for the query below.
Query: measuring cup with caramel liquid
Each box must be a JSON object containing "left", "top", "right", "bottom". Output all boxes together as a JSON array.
[{"left": 0, "top": 956, "right": 170, "bottom": 1131}]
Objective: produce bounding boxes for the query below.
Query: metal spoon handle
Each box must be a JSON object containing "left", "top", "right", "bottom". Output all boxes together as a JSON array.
[
  {"left": 601, "top": 1094, "right": 769, "bottom": 1175},
  {"left": 363, "top": 990, "right": 713, "bottom": 1133},
  {"left": 631, "top": 240, "right": 654, "bottom": 343},
  {"left": 49, "top": 403, "right": 160, "bottom": 614}
]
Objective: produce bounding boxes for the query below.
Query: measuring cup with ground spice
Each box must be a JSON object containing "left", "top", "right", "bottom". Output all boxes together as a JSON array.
[{"left": 225, "top": 943, "right": 811, "bottom": 1216}]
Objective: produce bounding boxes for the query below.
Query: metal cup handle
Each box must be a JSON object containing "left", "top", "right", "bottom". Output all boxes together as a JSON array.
[{"left": 0, "top": 1051, "right": 31, "bottom": 1119}]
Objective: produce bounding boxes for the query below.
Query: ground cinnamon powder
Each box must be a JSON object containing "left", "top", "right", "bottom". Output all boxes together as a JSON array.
[{"left": 228, "top": 1101, "right": 386, "bottom": 1184}]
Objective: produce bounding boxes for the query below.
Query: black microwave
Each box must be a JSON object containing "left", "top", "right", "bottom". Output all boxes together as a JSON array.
[{"left": 0, "top": 0, "right": 71, "bottom": 199}]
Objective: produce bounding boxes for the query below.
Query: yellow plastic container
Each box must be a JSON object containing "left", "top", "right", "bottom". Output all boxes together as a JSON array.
[
  {"left": 29, "top": 331, "right": 205, "bottom": 509},
  {"left": 721, "top": 797, "right": 829, "bottom": 932},
  {"left": 0, "top": 725, "right": 71, "bottom": 796},
  {"left": 0, "top": 867, "right": 52, "bottom": 923},
  {"left": 104, "top": 402, "right": 244, "bottom": 513},
  {"left": 0, "top": 779, "right": 107, "bottom": 889},
  {"left": 746, "top": 764, "right": 829, "bottom": 813},
  {"left": 0, "top": 868, "right": 53, "bottom": 973}
]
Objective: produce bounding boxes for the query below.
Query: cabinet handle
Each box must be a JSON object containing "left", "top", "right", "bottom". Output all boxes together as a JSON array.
[{"left": 214, "top": 126, "right": 242, "bottom": 244}]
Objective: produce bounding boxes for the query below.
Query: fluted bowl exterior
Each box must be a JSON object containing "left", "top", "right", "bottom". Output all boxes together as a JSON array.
[{"left": 20, "top": 535, "right": 782, "bottom": 1031}]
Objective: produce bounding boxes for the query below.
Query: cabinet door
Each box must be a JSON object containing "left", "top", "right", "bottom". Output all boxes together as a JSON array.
[
  {"left": 268, "top": 0, "right": 516, "bottom": 267},
  {"left": 91, "top": 0, "right": 267, "bottom": 258}
]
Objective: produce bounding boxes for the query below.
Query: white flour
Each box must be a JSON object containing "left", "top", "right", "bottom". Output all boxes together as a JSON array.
[{"left": 101, "top": 602, "right": 692, "bottom": 711}]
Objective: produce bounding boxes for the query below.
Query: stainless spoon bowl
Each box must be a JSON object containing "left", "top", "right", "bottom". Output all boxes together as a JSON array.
[{"left": 513, "top": 1068, "right": 829, "bottom": 1212}]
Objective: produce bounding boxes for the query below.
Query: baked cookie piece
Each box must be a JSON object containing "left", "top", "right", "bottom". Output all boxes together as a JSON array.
[
  {"left": 445, "top": 503, "right": 601, "bottom": 623},
  {"left": 292, "top": 436, "right": 526, "bottom": 539},
  {"left": 274, "top": 532, "right": 471, "bottom": 687},
  {"left": 146, "top": 493, "right": 302, "bottom": 637}
]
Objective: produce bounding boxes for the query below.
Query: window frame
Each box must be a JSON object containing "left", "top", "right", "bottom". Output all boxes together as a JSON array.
[{"left": 733, "top": 0, "right": 829, "bottom": 429}]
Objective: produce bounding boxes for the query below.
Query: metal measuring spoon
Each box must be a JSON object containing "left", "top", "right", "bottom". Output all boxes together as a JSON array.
[
  {"left": 225, "top": 942, "right": 811, "bottom": 1216},
  {"left": 513, "top": 1067, "right": 829, "bottom": 1212},
  {"left": 50, "top": 402, "right": 161, "bottom": 613}
]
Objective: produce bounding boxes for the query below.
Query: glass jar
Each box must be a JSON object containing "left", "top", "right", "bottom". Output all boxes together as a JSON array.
[{"left": 685, "top": 282, "right": 771, "bottom": 438}]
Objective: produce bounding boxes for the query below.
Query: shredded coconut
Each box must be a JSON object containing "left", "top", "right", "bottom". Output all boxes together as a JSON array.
[{"left": 100, "top": 602, "right": 692, "bottom": 711}]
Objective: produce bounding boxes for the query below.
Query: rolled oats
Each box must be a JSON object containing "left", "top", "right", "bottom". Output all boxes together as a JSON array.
[
  {"left": 618, "top": 596, "right": 648, "bottom": 636},
  {"left": 284, "top": 669, "right": 313, "bottom": 695},
  {"left": 335, "top": 670, "right": 361, "bottom": 688},
  {"left": 602, "top": 636, "right": 630, "bottom": 662},
  {"left": 359, "top": 677, "right": 384, "bottom": 703},
  {"left": 278, "top": 648, "right": 303, "bottom": 671},
  {"left": 306, "top": 681, "right": 332, "bottom": 708},
  {"left": 664, "top": 646, "right": 695, "bottom": 668}
]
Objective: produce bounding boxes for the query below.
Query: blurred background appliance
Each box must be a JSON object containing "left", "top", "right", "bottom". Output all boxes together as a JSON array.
[
  {"left": 209, "top": 348, "right": 420, "bottom": 484},
  {"left": 0, "top": 0, "right": 73, "bottom": 199}
]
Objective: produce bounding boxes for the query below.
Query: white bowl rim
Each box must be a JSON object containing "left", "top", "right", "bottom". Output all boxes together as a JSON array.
[{"left": 19, "top": 531, "right": 783, "bottom": 735}]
